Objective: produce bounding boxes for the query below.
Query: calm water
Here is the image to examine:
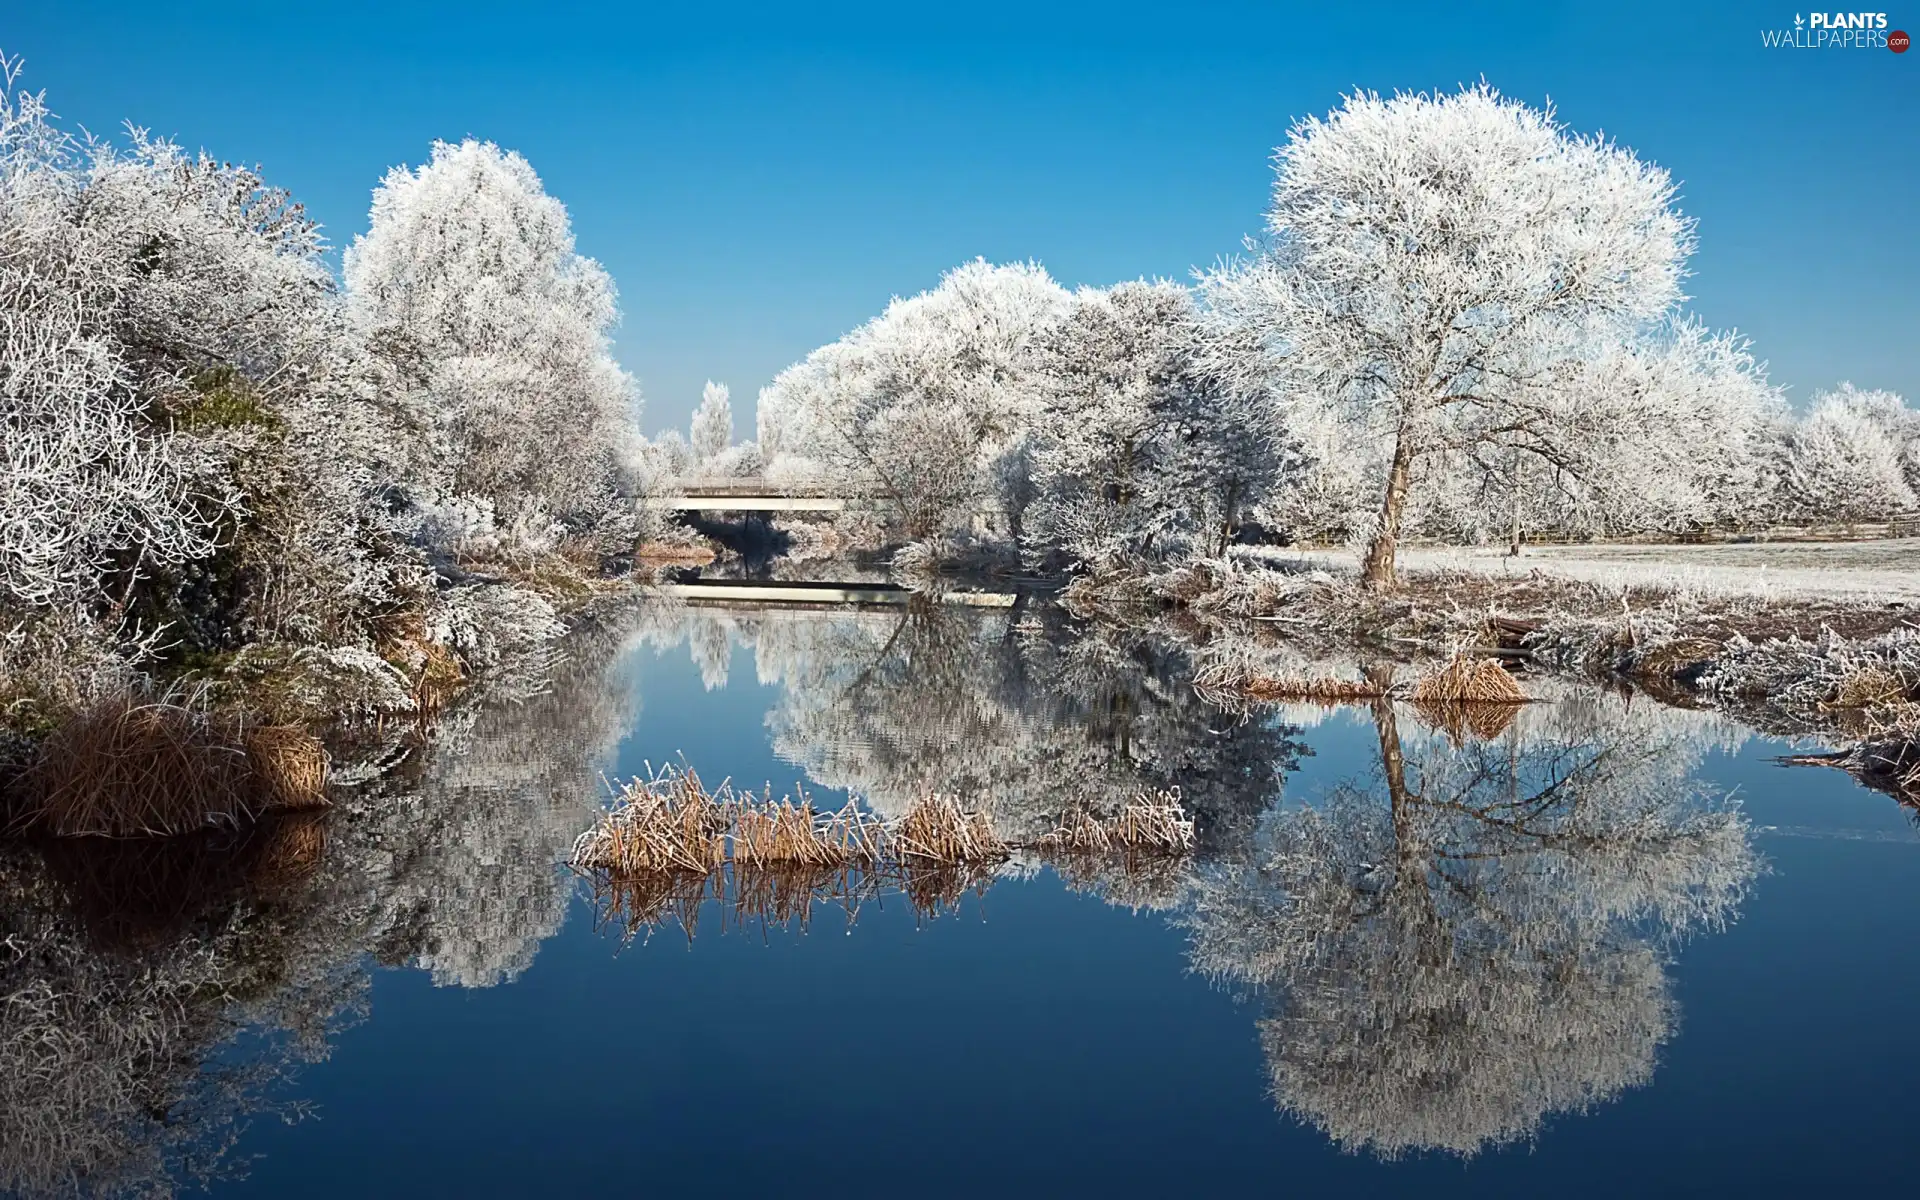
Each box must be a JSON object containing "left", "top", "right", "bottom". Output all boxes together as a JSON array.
[{"left": 6, "top": 602, "right": 1918, "bottom": 1197}]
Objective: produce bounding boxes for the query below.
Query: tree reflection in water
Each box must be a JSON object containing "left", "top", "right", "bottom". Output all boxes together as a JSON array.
[
  {"left": 0, "top": 599, "right": 644, "bottom": 1196},
  {"left": 643, "top": 598, "right": 1307, "bottom": 851},
  {"left": 0, "top": 601, "right": 1767, "bottom": 1193},
  {"left": 1182, "top": 690, "right": 1759, "bottom": 1159},
  {"left": 631, "top": 601, "right": 1763, "bottom": 1157}
]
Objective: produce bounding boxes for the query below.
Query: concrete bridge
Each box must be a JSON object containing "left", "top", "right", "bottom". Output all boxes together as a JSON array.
[
  {"left": 640, "top": 480, "right": 884, "bottom": 513},
  {"left": 640, "top": 480, "right": 1004, "bottom": 516}
]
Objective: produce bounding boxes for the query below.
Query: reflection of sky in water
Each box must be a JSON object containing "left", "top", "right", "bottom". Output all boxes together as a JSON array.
[{"left": 35, "top": 611, "right": 1920, "bottom": 1196}]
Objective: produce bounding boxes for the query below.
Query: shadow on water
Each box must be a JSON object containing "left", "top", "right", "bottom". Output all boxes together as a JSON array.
[
  {"left": 0, "top": 595, "right": 1787, "bottom": 1193},
  {"left": 675, "top": 512, "right": 790, "bottom": 575}
]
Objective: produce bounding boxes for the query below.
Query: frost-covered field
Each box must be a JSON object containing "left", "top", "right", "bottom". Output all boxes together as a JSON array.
[{"left": 1294, "top": 539, "right": 1920, "bottom": 603}]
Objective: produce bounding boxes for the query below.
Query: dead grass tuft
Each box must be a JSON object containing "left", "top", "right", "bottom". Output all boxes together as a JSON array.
[
  {"left": 635, "top": 540, "right": 717, "bottom": 565},
  {"left": 10, "top": 695, "right": 330, "bottom": 838},
  {"left": 731, "top": 796, "right": 886, "bottom": 869},
  {"left": 1191, "top": 661, "right": 1384, "bottom": 709},
  {"left": 893, "top": 794, "right": 1009, "bottom": 864},
  {"left": 1410, "top": 655, "right": 1529, "bottom": 705},
  {"left": 1827, "top": 666, "right": 1911, "bottom": 710},
  {"left": 574, "top": 765, "right": 1203, "bottom": 943},
  {"left": 1633, "top": 637, "right": 1724, "bottom": 680},
  {"left": 572, "top": 765, "right": 729, "bottom": 875}
]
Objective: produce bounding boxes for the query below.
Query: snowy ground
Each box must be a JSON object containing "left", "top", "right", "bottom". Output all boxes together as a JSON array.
[{"left": 1291, "top": 538, "right": 1920, "bottom": 604}]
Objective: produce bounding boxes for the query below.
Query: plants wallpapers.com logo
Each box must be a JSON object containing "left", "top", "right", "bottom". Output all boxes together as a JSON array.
[{"left": 1761, "top": 12, "right": 1908, "bottom": 49}]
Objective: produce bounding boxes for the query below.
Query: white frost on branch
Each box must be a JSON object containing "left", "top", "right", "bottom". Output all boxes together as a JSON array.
[
  {"left": 1785, "top": 383, "right": 1918, "bottom": 520},
  {"left": 344, "top": 139, "right": 638, "bottom": 549},
  {"left": 1199, "top": 84, "right": 1695, "bottom": 582}
]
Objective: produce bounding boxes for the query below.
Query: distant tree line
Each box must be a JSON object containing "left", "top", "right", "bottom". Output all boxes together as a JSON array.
[{"left": 709, "top": 85, "right": 1918, "bottom": 588}]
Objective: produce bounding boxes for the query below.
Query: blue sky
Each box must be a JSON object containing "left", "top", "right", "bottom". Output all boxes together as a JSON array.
[{"left": 6, "top": 1, "right": 1914, "bottom": 433}]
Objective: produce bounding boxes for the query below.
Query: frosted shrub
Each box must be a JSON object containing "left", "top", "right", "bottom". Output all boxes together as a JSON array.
[
  {"left": 426, "top": 584, "right": 563, "bottom": 678},
  {"left": 414, "top": 495, "right": 502, "bottom": 560},
  {"left": 0, "top": 61, "right": 228, "bottom": 611}
]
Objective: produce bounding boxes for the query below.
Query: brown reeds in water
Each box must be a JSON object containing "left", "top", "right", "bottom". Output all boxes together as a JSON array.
[
  {"left": 573, "top": 765, "right": 729, "bottom": 875},
  {"left": 893, "top": 794, "right": 1009, "bottom": 864},
  {"left": 731, "top": 796, "right": 886, "bottom": 869},
  {"left": 573, "top": 766, "right": 1205, "bottom": 943},
  {"left": 10, "top": 696, "right": 330, "bottom": 838},
  {"left": 576, "top": 771, "right": 1195, "bottom": 877},
  {"left": 1410, "top": 655, "right": 1530, "bottom": 705}
]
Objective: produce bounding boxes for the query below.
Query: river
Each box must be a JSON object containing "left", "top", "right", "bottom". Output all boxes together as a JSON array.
[{"left": 4, "top": 599, "right": 1916, "bottom": 1197}]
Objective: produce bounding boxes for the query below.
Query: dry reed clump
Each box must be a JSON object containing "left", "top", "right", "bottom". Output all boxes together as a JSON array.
[
  {"left": 10, "top": 696, "right": 330, "bottom": 838},
  {"left": 1223, "top": 674, "right": 1381, "bottom": 704},
  {"left": 1829, "top": 666, "right": 1910, "bottom": 710},
  {"left": 573, "top": 765, "right": 1208, "bottom": 941},
  {"left": 570, "top": 765, "right": 728, "bottom": 875},
  {"left": 1030, "top": 791, "right": 1196, "bottom": 858},
  {"left": 1631, "top": 636, "right": 1725, "bottom": 681},
  {"left": 1410, "top": 655, "right": 1529, "bottom": 705},
  {"left": 731, "top": 796, "right": 886, "bottom": 869},
  {"left": 634, "top": 540, "right": 717, "bottom": 565},
  {"left": 893, "top": 794, "right": 1009, "bottom": 864}
]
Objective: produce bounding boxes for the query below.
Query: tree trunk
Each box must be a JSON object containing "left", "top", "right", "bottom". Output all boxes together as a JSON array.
[
  {"left": 1216, "top": 478, "right": 1242, "bottom": 556},
  {"left": 1507, "top": 449, "right": 1524, "bottom": 557},
  {"left": 1361, "top": 419, "right": 1416, "bottom": 591},
  {"left": 1369, "top": 686, "right": 1428, "bottom": 916}
]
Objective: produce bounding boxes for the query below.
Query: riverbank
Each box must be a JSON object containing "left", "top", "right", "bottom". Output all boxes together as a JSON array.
[
  {"left": 1074, "top": 551, "right": 1920, "bottom": 804},
  {"left": 0, "top": 548, "right": 656, "bottom": 838}
]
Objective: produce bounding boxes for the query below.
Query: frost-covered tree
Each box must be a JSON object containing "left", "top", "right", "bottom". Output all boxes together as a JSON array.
[
  {"left": 641, "top": 429, "right": 696, "bottom": 480},
  {"left": 689, "top": 380, "right": 732, "bottom": 465},
  {"left": 761, "top": 259, "right": 1068, "bottom": 538},
  {"left": 344, "top": 139, "right": 638, "bottom": 546},
  {"left": 1786, "top": 384, "right": 1919, "bottom": 520},
  {"left": 2, "top": 54, "right": 428, "bottom": 664},
  {"left": 1413, "top": 318, "right": 1789, "bottom": 547},
  {"left": 702, "top": 441, "right": 765, "bottom": 478},
  {"left": 1200, "top": 85, "right": 1693, "bottom": 587},
  {"left": 1023, "top": 281, "right": 1287, "bottom": 567}
]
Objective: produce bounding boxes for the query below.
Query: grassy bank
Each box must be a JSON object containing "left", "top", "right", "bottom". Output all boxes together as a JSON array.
[{"left": 1082, "top": 553, "right": 1920, "bottom": 804}]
